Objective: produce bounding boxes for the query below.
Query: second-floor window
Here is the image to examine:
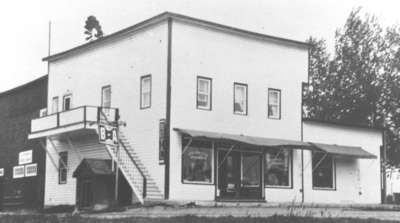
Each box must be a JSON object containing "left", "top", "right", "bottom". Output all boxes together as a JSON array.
[
  {"left": 234, "top": 83, "right": 248, "bottom": 115},
  {"left": 268, "top": 89, "right": 281, "bottom": 119},
  {"left": 52, "top": 96, "right": 59, "bottom": 114},
  {"left": 63, "top": 94, "right": 72, "bottom": 111},
  {"left": 101, "top": 86, "right": 111, "bottom": 108},
  {"left": 196, "top": 76, "right": 212, "bottom": 110},
  {"left": 140, "top": 75, "right": 151, "bottom": 109}
]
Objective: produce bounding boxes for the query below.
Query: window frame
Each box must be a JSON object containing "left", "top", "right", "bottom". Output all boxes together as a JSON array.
[
  {"left": 58, "top": 151, "right": 68, "bottom": 185},
  {"left": 268, "top": 88, "right": 281, "bottom": 119},
  {"left": 101, "top": 85, "right": 112, "bottom": 108},
  {"left": 233, "top": 82, "right": 248, "bottom": 115},
  {"left": 140, "top": 75, "right": 152, "bottom": 109},
  {"left": 52, "top": 96, "right": 59, "bottom": 114},
  {"left": 264, "top": 149, "right": 293, "bottom": 189},
  {"left": 62, "top": 94, "right": 72, "bottom": 111},
  {"left": 181, "top": 137, "right": 214, "bottom": 185},
  {"left": 312, "top": 152, "right": 336, "bottom": 190},
  {"left": 196, "top": 76, "right": 212, "bottom": 110}
]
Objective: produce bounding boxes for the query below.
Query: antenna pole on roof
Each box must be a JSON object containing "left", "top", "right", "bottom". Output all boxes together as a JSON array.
[{"left": 47, "top": 21, "right": 52, "bottom": 74}]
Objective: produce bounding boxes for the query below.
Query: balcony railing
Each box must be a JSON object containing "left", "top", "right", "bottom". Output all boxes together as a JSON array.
[{"left": 30, "top": 106, "right": 119, "bottom": 135}]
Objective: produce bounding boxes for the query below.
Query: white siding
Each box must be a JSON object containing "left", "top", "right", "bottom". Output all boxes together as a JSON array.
[
  {"left": 168, "top": 20, "right": 308, "bottom": 200},
  {"left": 45, "top": 21, "right": 169, "bottom": 206},
  {"left": 303, "top": 121, "right": 382, "bottom": 204},
  {"left": 44, "top": 134, "right": 110, "bottom": 206}
]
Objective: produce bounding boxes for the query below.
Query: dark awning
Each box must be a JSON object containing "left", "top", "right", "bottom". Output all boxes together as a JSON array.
[
  {"left": 310, "top": 143, "right": 377, "bottom": 159},
  {"left": 173, "top": 128, "right": 311, "bottom": 149},
  {"left": 73, "top": 159, "right": 114, "bottom": 178}
]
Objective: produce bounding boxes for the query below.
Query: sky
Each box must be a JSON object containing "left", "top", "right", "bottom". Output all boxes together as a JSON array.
[{"left": 0, "top": 0, "right": 399, "bottom": 92}]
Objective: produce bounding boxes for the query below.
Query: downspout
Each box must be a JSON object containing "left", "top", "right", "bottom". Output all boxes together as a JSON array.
[
  {"left": 164, "top": 17, "right": 173, "bottom": 199},
  {"left": 300, "top": 82, "right": 306, "bottom": 204}
]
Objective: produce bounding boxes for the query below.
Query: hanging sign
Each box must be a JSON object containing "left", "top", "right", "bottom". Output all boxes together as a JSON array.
[
  {"left": 13, "top": 166, "right": 25, "bottom": 179},
  {"left": 25, "top": 163, "right": 38, "bottom": 177},
  {"left": 98, "top": 124, "right": 118, "bottom": 145},
  {"left": 19, "top": 150, "right": 32, "bottom": 165},
  {"left": 0, "top": 168, "right": 4, "bottom": 177}
]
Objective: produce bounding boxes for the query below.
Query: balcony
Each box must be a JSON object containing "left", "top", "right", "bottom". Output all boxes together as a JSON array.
[{"left": 28, "top": 106, "right": 119, "bottom": 139}]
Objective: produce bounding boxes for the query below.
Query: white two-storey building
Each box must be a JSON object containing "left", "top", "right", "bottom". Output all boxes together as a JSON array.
[{"left": 28, "top": 12, "right": 383, "bottom": 209}]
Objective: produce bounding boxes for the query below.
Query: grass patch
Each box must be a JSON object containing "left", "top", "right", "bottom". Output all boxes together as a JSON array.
[{"left": 0, "top": 215, "right": 399, "bottom": 223}]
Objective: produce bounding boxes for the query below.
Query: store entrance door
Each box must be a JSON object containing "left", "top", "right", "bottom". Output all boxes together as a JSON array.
[{"left": 217, "top": 150, "right": 262, "bottom": 200}]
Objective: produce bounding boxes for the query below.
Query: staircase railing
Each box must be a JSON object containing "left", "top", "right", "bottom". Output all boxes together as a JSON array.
[{"left": 98, "top": 107, "right": 147, "bottom": 202}]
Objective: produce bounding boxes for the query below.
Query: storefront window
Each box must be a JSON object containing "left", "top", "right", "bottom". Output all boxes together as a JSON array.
[
  {"left": 182, "top": 139, "right": 213, "bottom": 184},
  {"left": 264, "top": 149, "right": 291, "bottom": 187},
  {"left": 312, "top": 152, "right": 335, "bottom": 189}
]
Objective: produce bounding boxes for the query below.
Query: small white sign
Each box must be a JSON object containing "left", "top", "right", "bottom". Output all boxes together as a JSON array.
[
  {"left": 13, "top": 166, "right": 25, "bottom": 179},
  {"left": 98, "top": 124, "right": 118, "bottom": 145},
  {"left": 0, "top": 168, "right": 4, "bottom": 177},
  {"left": 19, "top": 150, "right": 32, "bottom": 165},
  {"left": 25, "top": 163, "right": 37, "bottom": 177}
]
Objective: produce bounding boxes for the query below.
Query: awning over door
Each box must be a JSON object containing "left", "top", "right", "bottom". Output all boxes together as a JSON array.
[
  {"left": 310, "top": 143, "right": 377, "bottom": 159},
  {"left": 173, "top": 128, "right": 310, "bottom": 148}
]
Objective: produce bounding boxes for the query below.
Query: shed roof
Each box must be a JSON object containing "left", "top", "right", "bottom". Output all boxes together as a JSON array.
[{"left": 73, "top": 159, "right": 113, "bottom": 178}]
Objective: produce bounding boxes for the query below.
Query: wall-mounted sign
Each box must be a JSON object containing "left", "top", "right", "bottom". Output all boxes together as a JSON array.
[
  {"left": 13, "top": 166, "right": 25, "bottom": 179},
  {"left": 0, "top": 168, "right": 4, "bottom": 177},
  {"left": 19, "top": 150, "right": 32, "bottom": 165},
  {"left": 98, "top": 124, "right": 118, "bottom": 145},
  {"left": 159, "top": 119, "right": 166, "bottom": 163},
  {"left": 25, "top": 163, "right": 37, "bottom": 177}
]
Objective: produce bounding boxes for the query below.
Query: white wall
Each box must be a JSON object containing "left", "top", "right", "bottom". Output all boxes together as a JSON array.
[
  {"left": 44, "top": 21, "right": 169, "bottom": 206},
  {"left": 303, "top": 121, "right": 382, "bottom": 204},
  {"left": 168, "top": 20, "right": 308, "bottom": 200},
  {"left": 44, "top": 134, "right": 110, "bottom": 206}
]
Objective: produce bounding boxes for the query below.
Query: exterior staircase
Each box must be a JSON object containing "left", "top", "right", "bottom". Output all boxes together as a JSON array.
[
  {"left": 104, "top": 129, "right": 163, "bottom": 204},
  {"left": 118, "top": 131, "right": 164, "bottom": 201}
]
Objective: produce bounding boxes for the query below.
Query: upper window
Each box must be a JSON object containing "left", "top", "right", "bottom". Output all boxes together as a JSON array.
[
  {"left": 196, "top": 77, "right": 212, "bottom": 110},
  {"left": 140, "top": 75, "right": 151, "bottom": 109},
  {"left": 59, "top": 151, "right": 68, "bottom": 184},
  {"left": 312, "top": 152, "right": 335, "bottom": 189},
  {"left": 268, "top": 89, "right": 281, "bottom": 119},
  {"left": 182, "top": 138, "right": 213, "bottom": 184},
  {"left": 234, "top": 83, "right": 248, "bottom": 115},
  {"left": 265, "top": 149, "right": 292, "bottom": 187},
  {"left": 63, "top": 94, "right": 72, "bottom": 111},
  {"left": 51, "top": 96, "right": 59, "bottom": 114},
  {"left": 101, "top": 86, "right": 111, "bottom": 108}
]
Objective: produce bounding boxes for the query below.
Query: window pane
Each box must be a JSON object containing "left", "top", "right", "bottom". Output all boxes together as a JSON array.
[
  {"left": 234, "top": 84, "right": 247, "bottom": 114},
  {"left": 141, "top": 76, "right": 151, "bottom": 108},
  {"left": 242, "top": 153, "right": 260, "bottom": 186},
  {"left": 142, "top": 93, "right": 150, "bottom": 107},
  {"left": 268, "top": 105, "right": 278, "bottom": 117},
  {"left": 102, "top": 86, "right": 111, "bottom": 108},
  {"left": 182, "top": 139, "right": 213, "bottom": 183},
  {"left": 269, "top": 91, "right": 279, "bottom": 105},
  {"left": 265, "top": 149, "right": 291, "bottom": 187},
  {"left": 268, "top": 90, "right": 280, "bottom": 118},
  {"left": 312, "top": 152, "right": 334, "bottom": 188},
  {"left": 198, "top": 79, "right": 209, "bottom": 93},
  {"left": 52, "top": 97, "right": 59, "bottom": 113},
  {"left": 197, "top": 78, "right": 211, "bottom": 109},
  {"left": 63, "top": 96, "right": 71, "bottom": 111}
]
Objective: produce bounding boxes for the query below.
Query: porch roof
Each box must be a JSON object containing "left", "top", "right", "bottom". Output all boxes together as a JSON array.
[
  {"left": 173, "top": 128, "right": 311, "bottom": 148},
  {"left": 73, "top": 159, "right": 114, "bottom": 178},
  {"left": 310, "top": 143, "right": 377, "bottom": 159}
]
